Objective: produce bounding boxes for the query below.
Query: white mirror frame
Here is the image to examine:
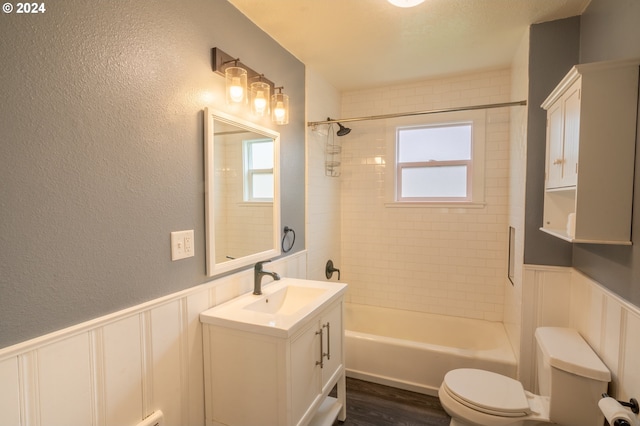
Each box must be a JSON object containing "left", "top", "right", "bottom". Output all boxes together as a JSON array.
[{"left": 204, "top": 107, "right": 281, "bottom": 276}]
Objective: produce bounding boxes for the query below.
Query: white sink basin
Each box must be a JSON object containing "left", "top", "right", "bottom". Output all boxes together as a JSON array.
[
  {"left": 200, "top": 278, "right": 347, "bottom": 338},
  {"left": 244, "top": 285, "right": 328, "bottom": 315}
]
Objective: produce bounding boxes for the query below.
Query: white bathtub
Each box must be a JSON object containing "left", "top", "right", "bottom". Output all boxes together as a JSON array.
[{"left": 344, "top": 303, "right": 517, "bottom": 396}]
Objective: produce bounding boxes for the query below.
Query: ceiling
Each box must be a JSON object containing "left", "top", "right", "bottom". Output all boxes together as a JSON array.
[{"left": 228, "top": 0, "right": 591, "bottom": 91}]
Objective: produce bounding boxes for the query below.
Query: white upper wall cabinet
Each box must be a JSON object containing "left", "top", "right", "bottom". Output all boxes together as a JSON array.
[{"left": 540, "top": 59, "right": 639, "bottom": 244}]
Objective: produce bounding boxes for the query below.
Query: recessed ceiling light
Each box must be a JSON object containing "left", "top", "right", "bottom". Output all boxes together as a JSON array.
[{"left": 388, "top": 0, "right": 425, "bottom": 7}]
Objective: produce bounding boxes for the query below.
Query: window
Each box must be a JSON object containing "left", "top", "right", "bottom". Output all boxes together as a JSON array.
[
  {"left": 389, "top": 110, "right": 485, "bottom": 205},
  {"left": 243, "top": 138, "right": 274, "bottom": 202}
]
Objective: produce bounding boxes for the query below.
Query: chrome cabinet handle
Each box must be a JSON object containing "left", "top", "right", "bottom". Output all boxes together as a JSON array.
[
  {"left": 323, "top": 322, "right": 331, "bottom": 360},
  {"left": 315, "top": 328, "right": 324, "bottom": 368}
]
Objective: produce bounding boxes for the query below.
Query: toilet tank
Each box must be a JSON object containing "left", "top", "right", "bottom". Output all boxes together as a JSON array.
[{"left": 535, "top": 327, "right": 611, "bottom": 426}]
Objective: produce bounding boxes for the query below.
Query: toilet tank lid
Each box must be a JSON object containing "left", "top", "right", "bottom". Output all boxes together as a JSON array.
[{"left": 535, "top": 327, "right": 611, "bottom": 382}]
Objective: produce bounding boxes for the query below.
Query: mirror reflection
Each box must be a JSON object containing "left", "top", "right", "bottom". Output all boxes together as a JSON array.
[{"left": 204, "top": 109, "right": 280, "bottom": 276}]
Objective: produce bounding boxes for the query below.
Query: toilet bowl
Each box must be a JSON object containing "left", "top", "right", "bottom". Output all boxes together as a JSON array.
[
  {"left": 438, "top": 327, "right": 610, "bottom": 426},
  {"left": 438, "top": 369, "right": 549, "bottom": 426}
]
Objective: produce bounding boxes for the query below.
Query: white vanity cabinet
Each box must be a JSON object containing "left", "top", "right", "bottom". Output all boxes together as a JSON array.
[
  {"left": 540, "top": 59, "right": 639, "bottom": 244},
  {"left": 201, "top": 295, "right": 346, "bottom": 426}
]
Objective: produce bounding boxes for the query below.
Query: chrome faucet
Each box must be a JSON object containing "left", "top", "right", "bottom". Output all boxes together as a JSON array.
[{"left": 254, "top": 260, "right": 280, "bottom": 295}]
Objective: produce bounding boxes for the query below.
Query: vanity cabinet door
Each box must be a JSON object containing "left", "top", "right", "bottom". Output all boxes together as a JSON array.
[
  {"left": 545, "top": 101, "right": 565, "bottom": 189},
  {"left": 290, "top": 320, "right": 322, "bottom": 424},
  {"left": 545, "top": 79, "right": 580, "bottom": 190},
  {"left": 290, "top": 299, "right": 345, "bottom": 425},
  {"left": 561, "top": 82, "right": 580, "bottom": 187},
  {"left": 320, "top": 301, "right": 343, "bottom": 390}
]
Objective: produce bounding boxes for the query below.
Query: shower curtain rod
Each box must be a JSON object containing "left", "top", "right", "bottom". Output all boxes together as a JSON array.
[{"left": 307, "top": 100, "right": 527, "bottom": 127}]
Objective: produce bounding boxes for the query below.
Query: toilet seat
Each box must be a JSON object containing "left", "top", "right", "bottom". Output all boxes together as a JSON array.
[{"left": 442, "top": 369, "right": 531, "bottom": 417}]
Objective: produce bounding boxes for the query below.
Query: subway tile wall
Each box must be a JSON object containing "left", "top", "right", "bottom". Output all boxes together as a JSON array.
[{"left": 340, "top": 69, "right": 512, "bottom": 321}]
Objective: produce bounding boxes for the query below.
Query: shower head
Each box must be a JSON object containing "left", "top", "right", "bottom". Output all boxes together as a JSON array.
[
  {"left": 327, "top": 118, "right": 351, "bottom": 136},
  {"left": 336, "top": 122, "right": 351, "bottom": 136}
]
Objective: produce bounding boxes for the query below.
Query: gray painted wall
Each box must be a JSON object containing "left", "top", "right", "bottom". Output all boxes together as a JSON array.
[
  {"left": 0, "top": 0, "right": 305, "bottom": 348},
  {"left": 525, "top": 0, "right": 640, "bottom": 307},
  {"left": 524, "top": 17, "right": 580, "bottom": 267}
]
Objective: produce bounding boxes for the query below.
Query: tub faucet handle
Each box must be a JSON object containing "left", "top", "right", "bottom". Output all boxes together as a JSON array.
[{"left": 325, "top": 260, "right": 340, "bottom": 280}]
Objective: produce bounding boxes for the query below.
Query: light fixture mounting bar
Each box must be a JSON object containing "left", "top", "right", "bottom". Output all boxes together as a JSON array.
[{"left": 212, "top": 47, "right": 275, "bottom": 92}]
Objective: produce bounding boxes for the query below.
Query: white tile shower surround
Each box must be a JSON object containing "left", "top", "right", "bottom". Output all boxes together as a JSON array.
[
  {"left": 340, "top": 69, "right": 511, "bottom": 321},
  {"left": 1, "top": 262, "right": 638, "bottom": 425},
  {"left": 0, "top": 252, "right": 306, "bottom": 426}
]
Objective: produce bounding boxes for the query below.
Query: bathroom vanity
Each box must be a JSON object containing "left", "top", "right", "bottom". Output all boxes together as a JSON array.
[{"left": 200, "top": 278, "right": 347, "bottom": 426}]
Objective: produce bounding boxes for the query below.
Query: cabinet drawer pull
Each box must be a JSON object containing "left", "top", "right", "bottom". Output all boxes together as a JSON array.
[
  {"left": 553, "top": 158, "right": 564, "bottom": 165},
  {"left": 315, "top": 329, "right": 324, "bottom": 368},
  {"left": 323, "top": 322, "right": 331, "bottom": 360}
]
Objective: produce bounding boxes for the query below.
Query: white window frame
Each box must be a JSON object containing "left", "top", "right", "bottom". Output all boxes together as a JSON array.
[
  {"left": 385, "top": 110, "right": 486, "bottom": 208},
  {"left": 243, "top": 138, "right": 274, "bottom": 203}
]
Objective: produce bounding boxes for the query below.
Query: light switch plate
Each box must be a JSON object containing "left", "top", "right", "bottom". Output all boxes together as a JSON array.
[{"left": 171, "top": 230, "right": 194, "bottom": 261}]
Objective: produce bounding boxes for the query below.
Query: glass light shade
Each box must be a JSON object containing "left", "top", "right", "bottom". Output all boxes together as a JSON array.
[
  {"left": 250, "top": 81, "right": 271, "bottom": 117},
  {"left": 271, "top": 92, "right": 289, "bottom": 125},
  {"left": 225, "top": 66, "right": 247, "bottom": 104},
  {"left": 388, "top": 0, "right": 425, "bottom": 7}
]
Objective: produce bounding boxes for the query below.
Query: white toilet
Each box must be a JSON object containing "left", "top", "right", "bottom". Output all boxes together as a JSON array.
[{"left": 438, "top": 327, "right": 611, "bottom": 426}]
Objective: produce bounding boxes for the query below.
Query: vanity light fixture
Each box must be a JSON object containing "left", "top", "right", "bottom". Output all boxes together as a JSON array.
[
  {"left": 211, "top": 48, "right": 288, "bottom": 123},
  {"left": 388, "top": 0, "right": 425, "bottom": 7},
  {"left": 271, "top": 87, "right": 289, "bottom": 125}
]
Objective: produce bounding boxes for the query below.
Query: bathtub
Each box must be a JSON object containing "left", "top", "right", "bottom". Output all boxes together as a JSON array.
[{"left": 344, "top": 303, "right": 517, "bottom": 396}]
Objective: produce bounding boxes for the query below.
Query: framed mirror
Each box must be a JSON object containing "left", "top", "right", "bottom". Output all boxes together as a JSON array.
[{"left": 204, "top": 108, "right": 281, "bottom": 276}]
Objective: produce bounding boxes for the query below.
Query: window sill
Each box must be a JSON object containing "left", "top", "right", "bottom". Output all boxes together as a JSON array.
[
  {"left": 238, "top": 202, "right": 273, "bottom": 207},
  {"left": 384, "top": 201, "right": 486, "bottom": 209}
]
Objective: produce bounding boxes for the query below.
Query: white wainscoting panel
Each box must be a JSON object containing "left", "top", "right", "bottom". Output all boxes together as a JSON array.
[
  {"left": 571, "top": 272, "right": 606, "bottom": 350},
  {"left": 0, "top": 252, "right": 307, "bottom": 426},
  {"left": 150, "top": 300, "right": 184, "bottom": 426},
  {"left": 0, "top": 357, "right": 20, "bottom": 425},
  {"left": 620, "top": 306, "right": 640, "bottom": 404},
  {"left": 19, "top": 352, "right": 40, "bottom": 425},
  {"left": 536, "top": 268, "right": 572, "bottom": 327},
  {"left": 520, "top": 265, "right": 572, "bottom": 390},
  {"left": 185, "top": 288, "right": 210, "bottom": 426},
  {"left": 601, "top": 294, "right": 622, "bottom": 384},
  {"left": 38, "top": 333, "right": 93, "bottom": 426},
  {"left": 103, "top": 314, "right": 144, "bottom": 426},
  {"left": 524, "top": 264, "right": 640, "bottom": 424}
]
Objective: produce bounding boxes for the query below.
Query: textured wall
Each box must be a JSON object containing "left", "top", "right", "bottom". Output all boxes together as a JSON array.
[
  {"left": 523, "top": 17, "right": 580, "bottom": 266},
  {"left": 0, "top": 0, "right": 305, "bottom": 348}
]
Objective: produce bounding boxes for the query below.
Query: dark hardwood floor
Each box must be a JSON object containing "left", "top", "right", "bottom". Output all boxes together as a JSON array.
[{"left": 334, "top": 377, "right": 451, "bottom": 426}]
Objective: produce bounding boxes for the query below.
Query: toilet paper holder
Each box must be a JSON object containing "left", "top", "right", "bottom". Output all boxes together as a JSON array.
[{"left": 603, "top": 394, "right": 639, "bottom": 414}]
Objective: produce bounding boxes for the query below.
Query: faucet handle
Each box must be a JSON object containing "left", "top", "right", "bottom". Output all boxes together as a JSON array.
[
  {"left": 325, "top": 260, "right": 341, "bottom": 280},
  {"left": 255, "top": 260, "right": 272, "bottom": 270}
]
